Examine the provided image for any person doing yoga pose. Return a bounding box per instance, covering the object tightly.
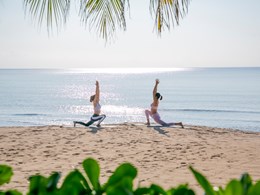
[74,81,106,127]
[145,79,184,128]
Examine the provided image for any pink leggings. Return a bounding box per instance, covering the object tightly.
[145,110,174,126]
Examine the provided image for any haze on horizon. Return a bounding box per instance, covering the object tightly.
[0,0,260,69]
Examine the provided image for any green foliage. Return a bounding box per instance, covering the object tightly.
[1,158,260,195]
[24,0,70,32]
[28,172,61,195]
[82,158,101,192]
[240,173,252,195]
[149,0,190,34]
[190,166,260,195]
[0,165,22,195]
[104,163,137,190]
[189,166,216,195]
[60,169,91,194]
[248,181,260,195]
[79,0,128,41]
[0,190,22,195]
[167,184,195,195]
[0,165,13,186]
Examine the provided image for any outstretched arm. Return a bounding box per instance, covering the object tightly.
[153,79,159,100]
[94,81,100,103]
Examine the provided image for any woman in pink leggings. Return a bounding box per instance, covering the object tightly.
[145,79,184,128]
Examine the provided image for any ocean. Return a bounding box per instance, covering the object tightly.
[0,68,260,131]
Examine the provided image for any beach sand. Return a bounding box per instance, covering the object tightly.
[1,123,260,194]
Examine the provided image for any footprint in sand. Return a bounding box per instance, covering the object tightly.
[210,153,223,159]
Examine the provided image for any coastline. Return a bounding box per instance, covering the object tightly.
[1,123,260,194]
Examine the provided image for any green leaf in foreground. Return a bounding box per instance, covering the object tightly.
[189,166,216,195]
[46,172,60,191]
[134,187,150,195]
[150,184,167,195]
[167,184,195,195]
[104,163,137,190]
[224,180,243,195]
[240,173,252,195]
[248,181,260,195]
[2,158,260,195]
[0,190,22,195]
[0,165,13,186]
[83,158,101,191]
[28,172,60,194]
[28,175,48,194]
[60,169,91,194]
[106,177,134,195]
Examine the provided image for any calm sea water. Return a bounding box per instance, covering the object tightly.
[0,68,260,131]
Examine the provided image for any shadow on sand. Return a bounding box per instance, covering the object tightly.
[148,125,172,137]
[88,126,103,134]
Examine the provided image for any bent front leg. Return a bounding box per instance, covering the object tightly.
[145,110,152,125]
[96,114,106,126]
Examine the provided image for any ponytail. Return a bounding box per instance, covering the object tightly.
[155,93,163,101]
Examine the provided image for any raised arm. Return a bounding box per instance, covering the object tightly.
[94,81,100,103]
[153,79,159,100]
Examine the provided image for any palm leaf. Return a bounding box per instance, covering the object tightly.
[150,0,191,35]
[22,0,190,41]
[24,0,70,32]
[80,0,129,41]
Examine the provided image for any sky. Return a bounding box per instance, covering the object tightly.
[0,0,260,69]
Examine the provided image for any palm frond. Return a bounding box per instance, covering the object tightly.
[24,0,70,32]
[150,0,191,35]
[80,0,129,41]
[22,0,190,40]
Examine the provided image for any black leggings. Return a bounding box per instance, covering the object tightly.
[74,114,106,127]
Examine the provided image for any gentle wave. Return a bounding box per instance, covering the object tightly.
[13,113,49,116]
[161,108,260,114]
[10,109,260,116]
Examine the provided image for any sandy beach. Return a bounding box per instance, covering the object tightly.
[1,123,260,194]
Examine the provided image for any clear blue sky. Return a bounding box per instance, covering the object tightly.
[0,0,260,68]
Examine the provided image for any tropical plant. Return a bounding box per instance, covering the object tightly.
[1,158,260,195]
[0,165,22,195]
[26,158,196,195]
[190,166,260,195]
[22,0,191,41]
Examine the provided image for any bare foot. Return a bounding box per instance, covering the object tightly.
[180,122,184,128]
[145,122,150,126]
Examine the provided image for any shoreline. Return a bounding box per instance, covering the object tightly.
[1,122,258,133]
[1,123,260,194]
